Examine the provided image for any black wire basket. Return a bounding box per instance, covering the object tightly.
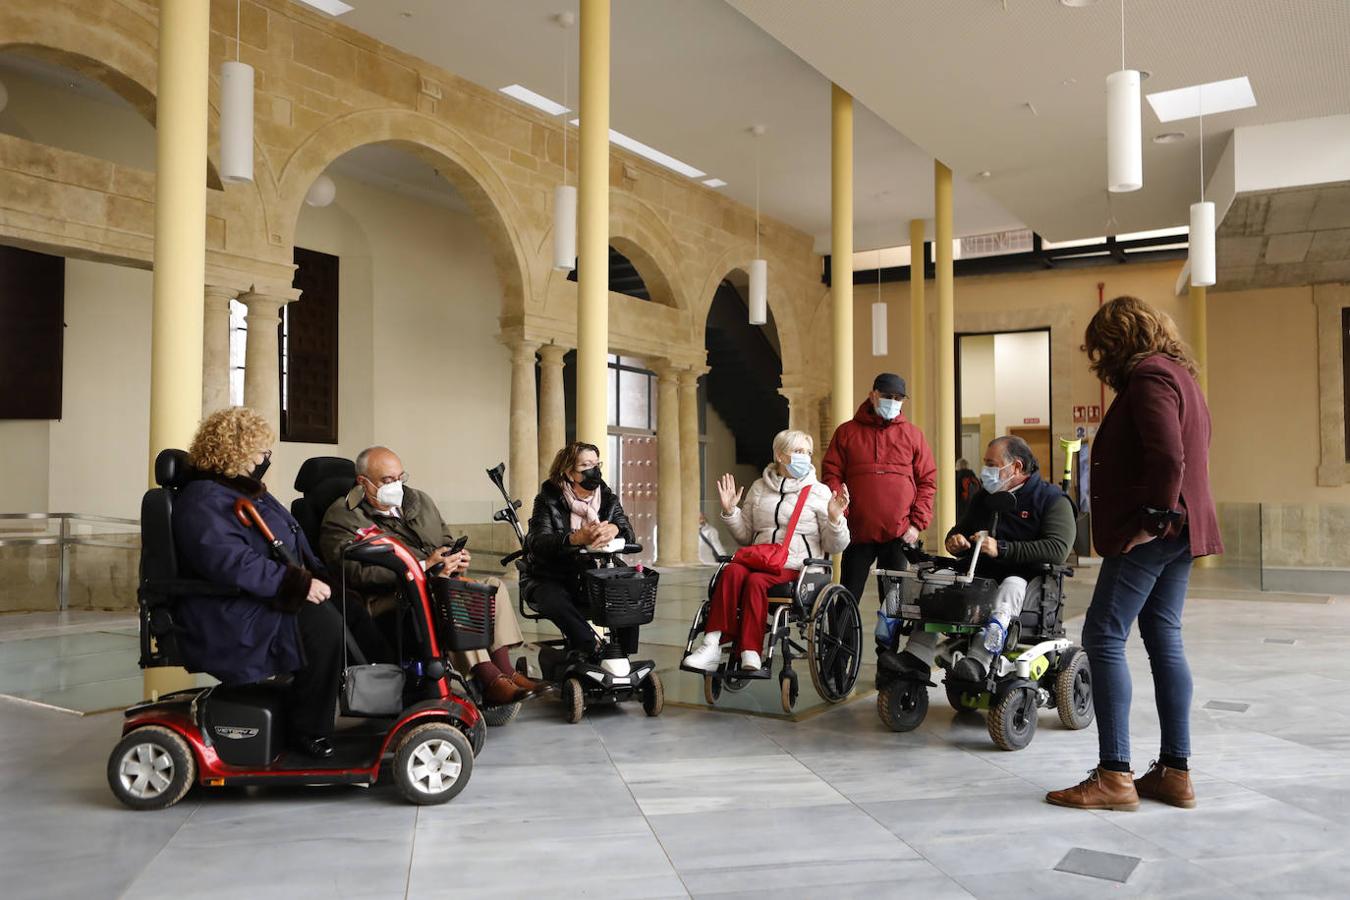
[583,567,659,628]
[428,577,496,651]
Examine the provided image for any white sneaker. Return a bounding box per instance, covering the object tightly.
[683,635,723,671]
[740,650,763,671]
[600,656,631,677]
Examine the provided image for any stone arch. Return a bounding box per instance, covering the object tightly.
[694,244,804,368]
[0,41,225,190]
[607,191,689,312]
[276,109,531,318]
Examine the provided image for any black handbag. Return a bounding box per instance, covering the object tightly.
[341,662,405,717]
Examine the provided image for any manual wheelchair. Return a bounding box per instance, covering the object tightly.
[680,556,863,714]
[874,542,1093,751]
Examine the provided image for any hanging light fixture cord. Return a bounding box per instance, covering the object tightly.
[562,27,568,187]
[1198,86,1205,202]
[754,134,761,257]
[236,0,242,61]
[1120,0,1125,70]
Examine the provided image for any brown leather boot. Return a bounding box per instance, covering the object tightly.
[483,675,528,705]
[1046,767,1140,811]
[510,671,548,694]
[1135,761,1196,808]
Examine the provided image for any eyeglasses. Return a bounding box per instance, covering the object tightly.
[574,461,603,472]
[364,472,408,486]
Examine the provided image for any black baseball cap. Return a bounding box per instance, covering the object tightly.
[872,373,907,396]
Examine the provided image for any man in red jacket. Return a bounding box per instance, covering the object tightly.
[822,373,937,615]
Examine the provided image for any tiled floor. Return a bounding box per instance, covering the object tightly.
[1,568,1348,898]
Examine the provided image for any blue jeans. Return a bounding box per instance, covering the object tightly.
[1082,531,1194,765]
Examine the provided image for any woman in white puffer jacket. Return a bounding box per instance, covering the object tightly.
[684,429,851,672]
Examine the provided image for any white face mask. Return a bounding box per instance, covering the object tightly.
[375,481,404,509]
[786,452,813,480]
[875,398,902,421]
[980,464,1012,493]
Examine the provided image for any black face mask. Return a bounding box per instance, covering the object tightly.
[577,466,603,491]
[249,457,272,481]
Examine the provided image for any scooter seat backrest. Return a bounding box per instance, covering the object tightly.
[141,448,198,582]
[290,456,355,549]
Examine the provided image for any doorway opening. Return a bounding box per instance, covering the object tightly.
[955,328,1052,480]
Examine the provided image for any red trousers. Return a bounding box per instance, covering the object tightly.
[704,562,798,654]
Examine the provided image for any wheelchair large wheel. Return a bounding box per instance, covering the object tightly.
[989,686,1039,751]
[394,723,473,805]
[877,679,928,732]
[1055,648,1094,730]
[806,585,862,703]
[107,726,195,811]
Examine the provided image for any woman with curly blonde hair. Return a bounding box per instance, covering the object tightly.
[1047,296,1222,813]
[173,407,343,759]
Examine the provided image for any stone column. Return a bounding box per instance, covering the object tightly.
[507,339,541,501]
[202,285,236,414]
[678,367,703,563]
[241,288,300,433]
[537,343,569,476]
[653,361,684,565]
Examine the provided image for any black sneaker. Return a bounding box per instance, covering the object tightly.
[950,655,987,683]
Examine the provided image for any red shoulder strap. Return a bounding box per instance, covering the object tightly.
[780,485,814,548]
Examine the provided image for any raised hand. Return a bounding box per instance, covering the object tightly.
[717,473,743,515]
[827,484,850,524]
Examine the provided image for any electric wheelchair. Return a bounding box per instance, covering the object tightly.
[680,556,863,714]
[488,463,665,725]
[874,539,1093,751]
[108,450,485,810]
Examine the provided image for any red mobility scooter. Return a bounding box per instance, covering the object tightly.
[106,450,487,810]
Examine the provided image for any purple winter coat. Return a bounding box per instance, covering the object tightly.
[171,475,322,684]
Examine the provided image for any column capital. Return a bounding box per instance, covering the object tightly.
[676,365,711,388]
[538,342,571,364]
[240,286,301,310]
[502,336,542,362]
[204,284,239,306]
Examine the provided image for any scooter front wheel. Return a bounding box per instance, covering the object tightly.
[562,678,586,724]
[394,723,473,805]
[107,726,195,811]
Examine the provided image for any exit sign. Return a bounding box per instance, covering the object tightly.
[1023,417,1041,425]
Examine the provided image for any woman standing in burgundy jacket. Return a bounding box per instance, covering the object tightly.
[1048,296,1222,813]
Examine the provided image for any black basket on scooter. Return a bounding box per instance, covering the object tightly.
[428,578,496,651]
[583,567,659,628]
[917,576,1001,626]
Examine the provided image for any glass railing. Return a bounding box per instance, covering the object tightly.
[0,513,140,613]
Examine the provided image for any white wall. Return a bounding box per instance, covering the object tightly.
[992,330,1050,436]
[272,173,510,522]
[47,260,153,518]
[959,334,995,417]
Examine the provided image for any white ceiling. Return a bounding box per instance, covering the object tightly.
[338,0,1023,253]
[728,0,1350,241]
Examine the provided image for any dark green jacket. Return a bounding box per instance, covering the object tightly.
[946,474,1075,579]
[319,485,454,601]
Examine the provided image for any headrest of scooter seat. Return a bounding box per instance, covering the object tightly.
[294,456,355,494]
[309,475,356,519]
[154,449,195,489]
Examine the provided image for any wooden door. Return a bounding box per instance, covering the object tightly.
[1007,426,1051,474]
[617,434,658,566]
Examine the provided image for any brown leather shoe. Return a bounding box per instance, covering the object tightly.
[1135,760,1196,808]
[510,671,549,694]
[483,675,528,706]
[1046,767,1140,811]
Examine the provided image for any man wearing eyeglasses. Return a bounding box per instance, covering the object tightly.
[319,446,542,705]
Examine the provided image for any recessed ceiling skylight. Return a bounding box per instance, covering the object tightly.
[1146,76,1256,123]
[703,178,727,188]
[569,120,706,179]
[294,0,354,16]
[498,84,570,116]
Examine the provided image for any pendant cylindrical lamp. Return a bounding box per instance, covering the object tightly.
[219,60,254,184]
[1189,200,1215,287]
[1106,69,1142,192]
[871,301,888,356]
[748,258,767,325]
[553,185,577,271]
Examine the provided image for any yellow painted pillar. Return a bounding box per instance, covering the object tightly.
[830,84,854,434]
[145,0,212,700]
[575,0,610,450]
[908,218,926,435]
[1190,283,1208,397]
[934,161,956,539]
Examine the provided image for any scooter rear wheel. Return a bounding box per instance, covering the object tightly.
[562,677,586,724]
[394,723,473,805]
[642,672,665,717]
[482,702,522,727]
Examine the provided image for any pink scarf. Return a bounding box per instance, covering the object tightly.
[563,482,603,530]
